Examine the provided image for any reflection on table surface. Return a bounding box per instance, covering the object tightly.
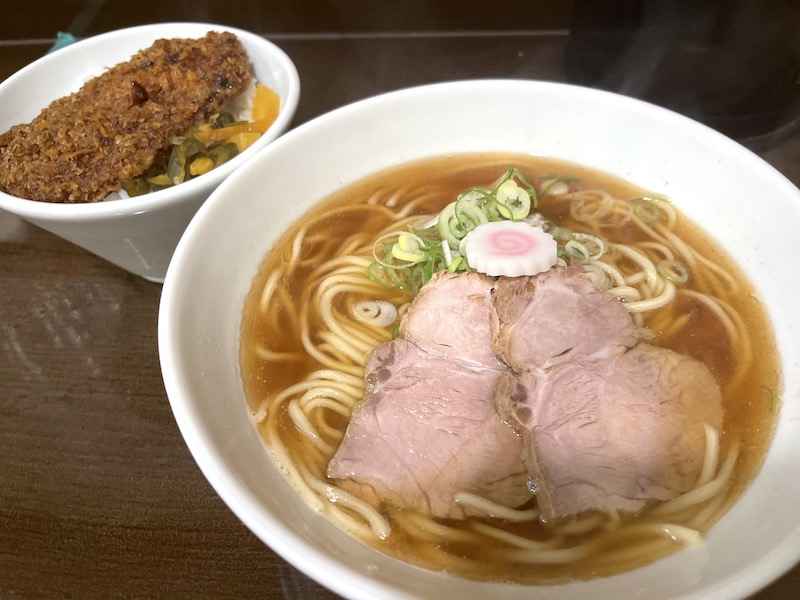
[1,2,798,598]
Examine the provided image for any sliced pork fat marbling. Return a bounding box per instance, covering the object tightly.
[328,337,529,518]
[491,266,639,371]
[496,344,723,521]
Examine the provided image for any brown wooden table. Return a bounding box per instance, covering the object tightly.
[2,12,800,599]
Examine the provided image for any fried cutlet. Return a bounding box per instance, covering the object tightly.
[0,31,252,203]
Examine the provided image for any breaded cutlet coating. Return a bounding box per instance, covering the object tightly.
[0,31,252,203]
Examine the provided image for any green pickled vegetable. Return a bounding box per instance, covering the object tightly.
[122,177,150,198]
[121,117,242,196]
[208,143,238,167]
[212,112,237,128]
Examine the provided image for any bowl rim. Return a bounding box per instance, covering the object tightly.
[0,22,300,220]
[159,78,800,600]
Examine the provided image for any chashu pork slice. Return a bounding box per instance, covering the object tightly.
[400,271,506,370]
[329,271,529,519]
[328,338,529,518]
[495,343,723,522]
[491,266,639,371]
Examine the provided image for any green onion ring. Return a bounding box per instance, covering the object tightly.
[657,259,690,284]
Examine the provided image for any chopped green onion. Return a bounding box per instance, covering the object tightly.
[367,261,402,290]
[497,168,540,209]
[540,177,578,196]
[455,198,489,231]
[761,385,778,413]
[564,240,590,262]
[365,167,591,296]
[657,259,690,284]
[373,231,425,269]
[437,201,485,247]
[441,240,453,267]
[437,202,462,248]
[458,188,493,205]
[631,197,668,224]
[495,180,531,220]
[391,232,426,262]
[573,233,606,259]
[548,226,575,243]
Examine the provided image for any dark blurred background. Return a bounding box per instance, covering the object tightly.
[2,0,798,141]
[1,0,575,37]
[566,0,800,139]
[0,0,576,128]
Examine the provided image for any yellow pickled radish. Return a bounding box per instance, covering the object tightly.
[146,174,172,186]
[252,84,281,123]
[227,132,262,152]
[189,156,215,176]
[194,119,273,144]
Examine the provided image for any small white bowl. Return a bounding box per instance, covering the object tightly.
[0,23,299,282]
[159,80,800,599]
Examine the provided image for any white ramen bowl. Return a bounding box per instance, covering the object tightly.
[159,80,800,599]
[0,22,299,282]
